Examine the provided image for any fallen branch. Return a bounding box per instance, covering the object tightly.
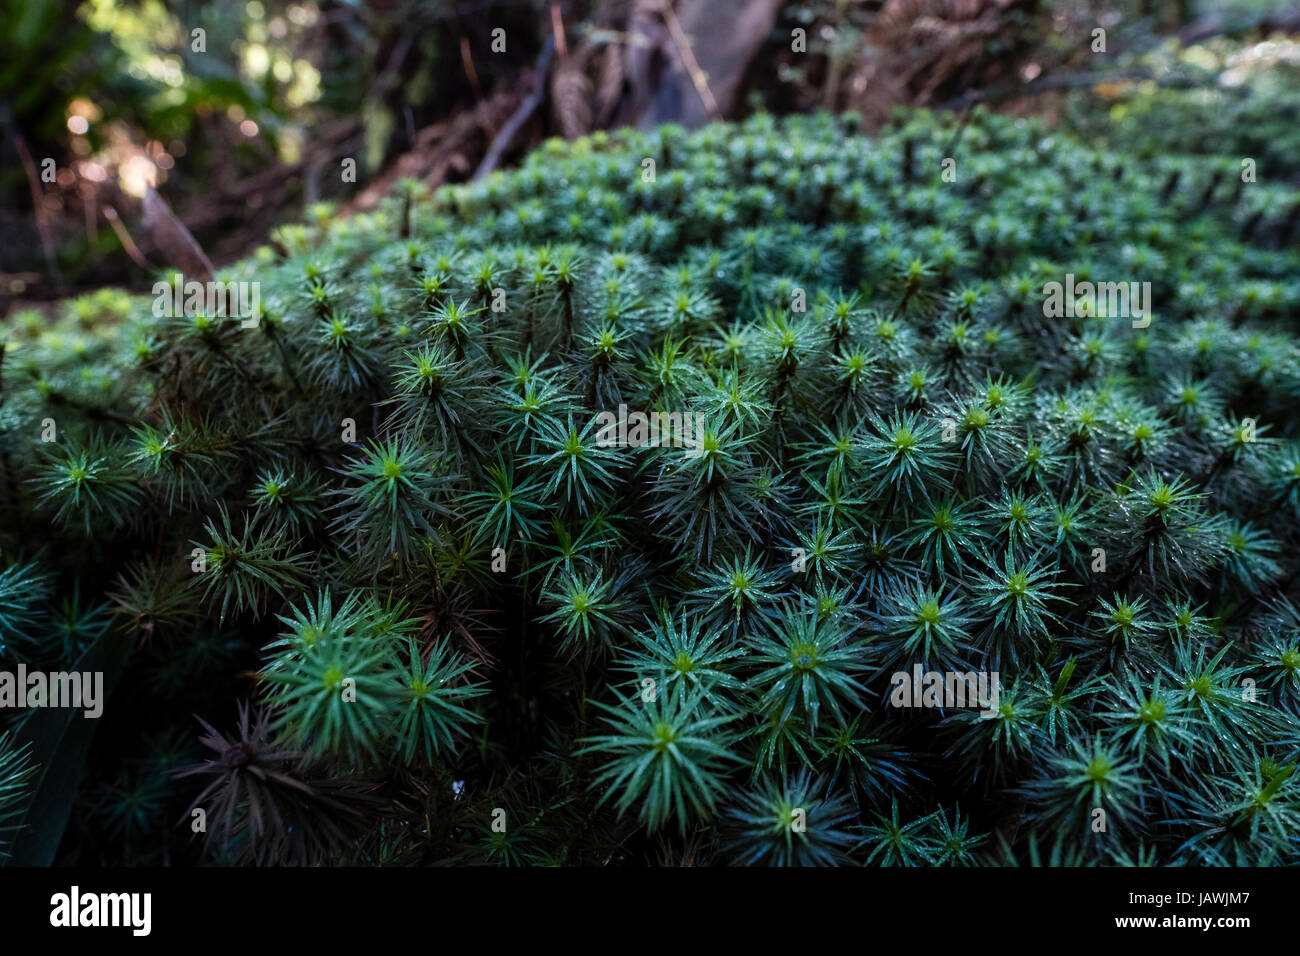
[102,207,157,272]
[472,36,556,182]
[342,84,523,214]
[660,0,720,121]
[5,118,63,290]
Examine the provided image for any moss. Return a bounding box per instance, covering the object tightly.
[3,109,1300,865]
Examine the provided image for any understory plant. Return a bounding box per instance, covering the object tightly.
[3,106,1300,865]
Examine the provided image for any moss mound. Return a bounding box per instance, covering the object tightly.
[3,109,1300,865]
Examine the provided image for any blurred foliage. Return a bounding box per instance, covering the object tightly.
[1066,36,1300,181]
[1,0,549,291]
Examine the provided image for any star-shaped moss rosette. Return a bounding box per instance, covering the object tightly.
[3,107,1300,865]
